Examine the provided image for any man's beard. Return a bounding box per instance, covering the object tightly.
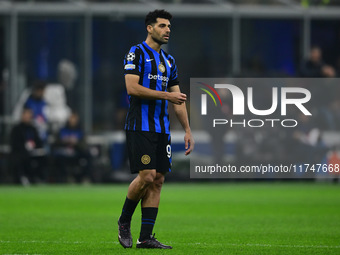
[152,35,168,45]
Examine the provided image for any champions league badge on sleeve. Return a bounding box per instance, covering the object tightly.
[126,52,135,61]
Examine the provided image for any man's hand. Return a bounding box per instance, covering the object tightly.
[322,65,336,77]
[184,132,194,156]
[168,92,187,105]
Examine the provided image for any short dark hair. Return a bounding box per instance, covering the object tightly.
[32,80,47,91]
[145,9,172,27]
[310,45,321,51]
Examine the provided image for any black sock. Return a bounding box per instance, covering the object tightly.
[139,207,158,241]
[119,197,139,224]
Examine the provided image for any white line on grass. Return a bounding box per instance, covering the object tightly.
[1,240,339,249]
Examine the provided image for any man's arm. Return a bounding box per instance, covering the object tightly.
[169,85,194,156]
[125,74,186,105]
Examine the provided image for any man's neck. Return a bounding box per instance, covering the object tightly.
[145,37,161,53]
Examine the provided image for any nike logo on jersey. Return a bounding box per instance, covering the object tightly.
[146,59,154,62]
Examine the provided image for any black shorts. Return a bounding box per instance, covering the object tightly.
[126,130,172,174]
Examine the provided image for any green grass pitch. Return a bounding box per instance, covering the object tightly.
[1,182,340,254]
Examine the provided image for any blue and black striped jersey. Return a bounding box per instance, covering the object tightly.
[124,41,179,134]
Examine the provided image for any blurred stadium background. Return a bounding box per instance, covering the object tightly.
[0,0,340,183]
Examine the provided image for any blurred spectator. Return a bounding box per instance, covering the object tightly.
[13,79,70,134]
[300,46,336,77]
[57,59,78,109]
[44,83,71,132]
[23,80,50,144]
[286,112,327,163]
[53,112,92,183]
[58,59,77,91]
[10,108,47,185]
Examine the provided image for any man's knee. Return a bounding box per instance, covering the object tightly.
[153,174,165,190]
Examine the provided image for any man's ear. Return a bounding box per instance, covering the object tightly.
[147,24,153,33]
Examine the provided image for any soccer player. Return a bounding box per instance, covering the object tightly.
[118,9,194,249]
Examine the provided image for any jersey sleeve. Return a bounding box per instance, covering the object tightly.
[124,46,142,76]
[168,57,179,87]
